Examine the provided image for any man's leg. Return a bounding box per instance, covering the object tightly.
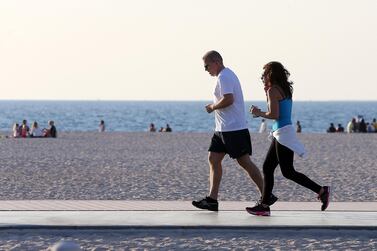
[208,151,226,200]
[236,154,264,195]
[192,132,226,211]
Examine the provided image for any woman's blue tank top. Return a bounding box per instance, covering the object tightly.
[272,98,292,131]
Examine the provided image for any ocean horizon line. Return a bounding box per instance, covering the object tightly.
[1,101,375,133]
[0,99,376,102]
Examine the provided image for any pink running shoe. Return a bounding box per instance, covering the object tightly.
[246,203,270,216]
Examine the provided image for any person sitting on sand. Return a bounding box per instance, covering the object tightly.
[336,124,344,133]
[367,123,374,133]
[296,121,302,133]
[43,120,57,138]
[149,123,156,132]
[164,124,172,132]
[12,123,20,138]
[346,119,354,133]
[19,119,30,138]
[30,121,44,137]
[98,120,105,132]
[373,118,377,132]
[327,123,336,133]
[21,124,29,137]
[359,119,367,133]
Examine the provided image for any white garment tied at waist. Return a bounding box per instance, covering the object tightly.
[268,124,306,158]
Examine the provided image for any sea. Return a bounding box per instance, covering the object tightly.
[0,101,376,133]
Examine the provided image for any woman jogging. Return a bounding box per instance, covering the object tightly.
[247,62,330,216]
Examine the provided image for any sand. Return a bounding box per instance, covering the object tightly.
[0,229,376,250]
[0,132,376,250]
[0,132,376,201]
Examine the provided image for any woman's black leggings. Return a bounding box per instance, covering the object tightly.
[262,138,322,205]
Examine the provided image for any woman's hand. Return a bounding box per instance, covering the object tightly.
[249,105,261,117]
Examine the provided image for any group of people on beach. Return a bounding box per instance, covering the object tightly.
[148,123,172,132]
[12,119,57,138]
[192,51,330,216]
[327,123,344,133]
[97,121,173,133]
[346,118,376,133]
[327,118,377,133]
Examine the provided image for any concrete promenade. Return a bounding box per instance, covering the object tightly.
[0,201,376,230]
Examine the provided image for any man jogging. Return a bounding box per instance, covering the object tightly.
[192,50,276,211]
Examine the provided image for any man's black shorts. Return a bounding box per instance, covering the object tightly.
[208,129,252,159]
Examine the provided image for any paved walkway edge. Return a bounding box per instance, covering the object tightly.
[0,225,376,230]
[1,201,377,211]
[1,210,376,230]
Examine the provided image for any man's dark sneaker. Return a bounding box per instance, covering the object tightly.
[192,196,219,211]
[318,186,330,211]
[246,203,270,216]
[258,193,278,206]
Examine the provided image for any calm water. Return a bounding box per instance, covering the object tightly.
[0,101,375,133]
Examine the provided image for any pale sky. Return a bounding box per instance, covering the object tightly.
[1,0,376,101]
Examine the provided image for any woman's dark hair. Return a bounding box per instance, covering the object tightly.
[262,61,293,99]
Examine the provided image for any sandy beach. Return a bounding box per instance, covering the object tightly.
[0,132,376,250]
[0,229,375,250]
[0,132,376,201]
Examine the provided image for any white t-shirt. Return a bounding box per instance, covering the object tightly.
[213,67,247,132]
[31,127,43,137]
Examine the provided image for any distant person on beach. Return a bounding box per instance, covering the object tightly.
[346,118,356,133]
[354,115,365,132]
[12,123,20,138]
[249,62,330,216]
[158,127,164,132]
[192,50,265,212]
[20,124,28,137]
[149,123,156,132]
[98,120,105,132]
[259,119,267,133]
[30,121,44,137]
[359,119,367,133]
[366,122,374,133]
[336,123,344,133]
[327,123,336,133]
[373,118,377,132]
[296,120,302,133]
[19,119,30,138]
[43,120,57,138]
[164,124,172,132]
